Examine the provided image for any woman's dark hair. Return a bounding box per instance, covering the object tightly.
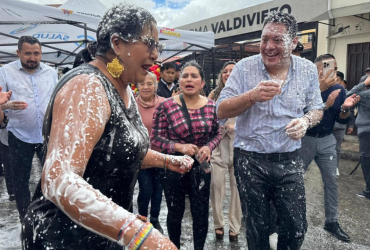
[337,71,344,81]
[95,3,157,56]
[211,61,236,101]
[160,62,176,72]
[263,11,298,39]
[293,41,304,53]
[180,61,204,81]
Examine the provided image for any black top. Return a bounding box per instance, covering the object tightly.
[25,64,149,248]
[156,79,177,98]
[306,84,350,137]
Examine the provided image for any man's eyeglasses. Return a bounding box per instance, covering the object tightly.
[138,37,165,54]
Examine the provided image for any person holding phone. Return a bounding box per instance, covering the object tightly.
[297,54,360,242]
[151,61,221,250]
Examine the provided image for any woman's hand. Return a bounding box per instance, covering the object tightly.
[0,87,12,105]
[175,143,198,156]
[166,155,194,174]
[197,145,211,163]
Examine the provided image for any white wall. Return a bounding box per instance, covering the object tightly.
[326,15,370,78]
[317,21,330,57]
[328,33,370,78]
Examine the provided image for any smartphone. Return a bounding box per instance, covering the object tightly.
[322,59,336,78]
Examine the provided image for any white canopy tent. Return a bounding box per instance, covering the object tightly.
[0,0,214,67]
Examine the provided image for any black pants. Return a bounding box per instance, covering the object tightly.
[161,163,210,250]
[137,168,163,219]
[359,131,370,193]
[8,131,43,220]
[0,141,13,196]
[234,149,307,250]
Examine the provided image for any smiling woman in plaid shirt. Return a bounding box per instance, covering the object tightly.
[151,61,221,250]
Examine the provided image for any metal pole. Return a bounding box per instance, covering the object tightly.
[84,24,88,49]
[212,47,216,89]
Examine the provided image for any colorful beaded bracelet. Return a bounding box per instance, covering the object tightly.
[118,214,149,242]
[163,156,170,170]
[127,222,153,250]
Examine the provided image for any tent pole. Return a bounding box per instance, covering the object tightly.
[59,42,84,65]
[212,48,216,89]
[84,24,88,49]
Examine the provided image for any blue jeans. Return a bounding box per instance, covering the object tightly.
[137,168,163,219]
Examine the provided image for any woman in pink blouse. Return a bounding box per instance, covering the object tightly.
[135,72,166,234]
[151,61,221,250]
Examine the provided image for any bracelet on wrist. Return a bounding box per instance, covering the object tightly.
[118,214,149,243]
[128,222,153,250]
[163,156,170,171]
[340,106,350,113]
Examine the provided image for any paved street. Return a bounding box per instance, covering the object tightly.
[0,156,369,250]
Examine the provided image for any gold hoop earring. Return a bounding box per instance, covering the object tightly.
[107,56,124,78]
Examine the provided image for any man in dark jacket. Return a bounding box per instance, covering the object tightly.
[297,54,360,242]
[157,62,179,98]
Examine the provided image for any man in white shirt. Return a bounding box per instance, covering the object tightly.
[0,36,58,220]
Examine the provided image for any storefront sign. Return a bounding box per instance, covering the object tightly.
[178,0,328,39]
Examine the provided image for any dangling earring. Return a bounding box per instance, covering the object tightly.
[107,56,124,78]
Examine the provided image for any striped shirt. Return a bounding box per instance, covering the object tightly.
[151,97,221,154]
[217,54,324,153]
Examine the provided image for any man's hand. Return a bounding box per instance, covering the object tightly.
[0,87,12,105]
[286,117,309,140]
[250,81,280,103]
[319,68,337,92]
[175,143,198,156]
[342,94,361,109]
[3,100,28,110]
[325,89,341,109]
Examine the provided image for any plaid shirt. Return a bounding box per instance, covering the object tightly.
[151,97,221,154]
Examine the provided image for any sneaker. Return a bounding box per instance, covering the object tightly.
[150,218,163,234]
[269,233,278,250]
[357,190,370,199]
[324,222,350,242]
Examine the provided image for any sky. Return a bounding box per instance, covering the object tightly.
[21,0,271,27]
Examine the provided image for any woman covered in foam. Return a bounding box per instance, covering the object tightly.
[21,3,193,250]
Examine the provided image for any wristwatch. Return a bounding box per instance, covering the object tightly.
[340,105,350,113]
[0,113,9,129]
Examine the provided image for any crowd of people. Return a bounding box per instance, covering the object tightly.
[0,3,369,250]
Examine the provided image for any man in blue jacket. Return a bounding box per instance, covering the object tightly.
[297,54,360,242]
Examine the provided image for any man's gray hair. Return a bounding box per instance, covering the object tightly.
[263,11,298,39]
